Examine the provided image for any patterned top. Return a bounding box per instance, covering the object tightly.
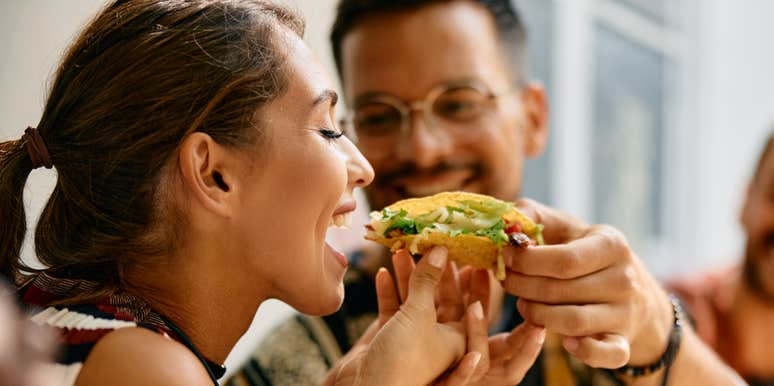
[225,252,619,386]
[21,273,225,386]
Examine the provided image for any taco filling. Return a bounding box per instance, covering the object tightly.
[366,192,544,280]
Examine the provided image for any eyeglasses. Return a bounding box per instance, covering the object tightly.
[340,80,508,145]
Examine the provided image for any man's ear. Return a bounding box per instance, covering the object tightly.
[177,132,234,218]
[520,82,549,159]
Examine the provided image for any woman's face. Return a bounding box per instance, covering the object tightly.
[232,31,373,315]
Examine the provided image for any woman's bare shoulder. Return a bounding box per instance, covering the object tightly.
[74,327,212,386]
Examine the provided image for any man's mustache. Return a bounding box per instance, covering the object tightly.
[376,162,481,184]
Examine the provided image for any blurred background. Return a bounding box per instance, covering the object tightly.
[2,0,773,376]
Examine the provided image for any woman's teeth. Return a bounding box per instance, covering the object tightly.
[330,212,353,229]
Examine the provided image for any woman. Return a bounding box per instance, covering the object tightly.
[0,1,542,385]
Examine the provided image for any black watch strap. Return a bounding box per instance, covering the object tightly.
[609,294,684,385]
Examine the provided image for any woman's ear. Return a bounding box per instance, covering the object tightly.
[177,132,234,218]
[520,82,549,159]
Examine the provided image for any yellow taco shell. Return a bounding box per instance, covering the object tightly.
[366,192,542,279]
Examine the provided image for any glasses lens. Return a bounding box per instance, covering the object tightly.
[354,103,403,137]
[432,86,490,123]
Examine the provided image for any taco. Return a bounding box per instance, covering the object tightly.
[365,192,544,280]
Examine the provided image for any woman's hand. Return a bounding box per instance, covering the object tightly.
[377,248,544,386]
[355,246,466,386]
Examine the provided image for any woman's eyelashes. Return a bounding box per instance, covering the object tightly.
[319,127,344,141]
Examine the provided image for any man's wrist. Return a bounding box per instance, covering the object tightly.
[628,289,675,366]
[614,294,684,386]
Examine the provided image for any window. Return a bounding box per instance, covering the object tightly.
[515,0,695,276]
[517,0,555,205]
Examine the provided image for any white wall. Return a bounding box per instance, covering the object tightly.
[0,0,105,269]
[685,0,774,275]
[2,0,774,377]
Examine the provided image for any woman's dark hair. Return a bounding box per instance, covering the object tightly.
[0,0,304,300]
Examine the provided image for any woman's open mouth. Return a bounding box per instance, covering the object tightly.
[329,200,357,229]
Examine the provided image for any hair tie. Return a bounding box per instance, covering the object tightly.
[22,127,53,169]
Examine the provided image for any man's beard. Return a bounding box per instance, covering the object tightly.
[742,242,774,304]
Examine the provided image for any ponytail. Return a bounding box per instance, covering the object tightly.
[0,138,34,283]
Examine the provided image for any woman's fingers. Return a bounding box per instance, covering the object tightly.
[465,301,490,381]
[487,323,545,362]
[501,325,545,381]
[437,262,464,323]
[458,266,473,305]
[392,249,416,303]
[375,268,400,326]
[562,334,630,369]
[468,269,491,320]
[404,247,448,310]
[436,351,482,386]
[466,323,545,386]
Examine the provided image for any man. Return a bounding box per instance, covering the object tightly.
[227,1,744,385]
[670,133,774,385]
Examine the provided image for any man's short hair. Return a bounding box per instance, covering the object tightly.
[330,0,527,83]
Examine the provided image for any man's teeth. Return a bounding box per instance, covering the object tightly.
[330,212,353,229]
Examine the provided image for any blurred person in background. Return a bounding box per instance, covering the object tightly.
[670,131,774,386]
[0,280,56,386]
[228,1,746,385]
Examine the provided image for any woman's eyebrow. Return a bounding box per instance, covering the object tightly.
[312,89,338,109]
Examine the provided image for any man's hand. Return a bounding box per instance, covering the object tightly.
[501,199,674,368]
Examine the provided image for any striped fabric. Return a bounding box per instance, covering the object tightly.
[21,273,177,386]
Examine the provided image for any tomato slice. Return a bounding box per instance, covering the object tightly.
[505,222,522,234]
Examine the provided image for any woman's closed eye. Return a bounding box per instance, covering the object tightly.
[319,127,344,141]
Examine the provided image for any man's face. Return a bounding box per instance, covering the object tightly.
[741,146,774,300]
[340,1,547,210]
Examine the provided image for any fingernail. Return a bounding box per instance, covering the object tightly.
[564,337,579,352]
[471,301,484,321]
[535,328,546,345]
[428,247,447,268]
[470,351,482,368]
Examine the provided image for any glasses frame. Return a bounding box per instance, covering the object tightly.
[341,79,512,143]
